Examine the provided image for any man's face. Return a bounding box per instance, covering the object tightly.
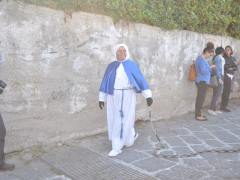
[226,47,232,57]
[205,51,213,59]
[210,51,215,57]
[116,46,127,61]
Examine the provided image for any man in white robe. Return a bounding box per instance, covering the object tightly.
[98,44,153,157]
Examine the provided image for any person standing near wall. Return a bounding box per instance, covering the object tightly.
[220,46,238,112]
[0,51,15,171]
[206,42,214,52]
[208,47,225,115]
[195,47,215,121]
[98,44,153,157]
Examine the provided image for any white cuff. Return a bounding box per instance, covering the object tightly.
[99,91,107,102]
[142,89,152,99]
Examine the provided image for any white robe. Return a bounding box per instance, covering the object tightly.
[99,63,152,151]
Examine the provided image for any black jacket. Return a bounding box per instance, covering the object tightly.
[224,56,238,75]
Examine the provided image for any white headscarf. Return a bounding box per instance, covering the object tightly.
[115,43,130,61]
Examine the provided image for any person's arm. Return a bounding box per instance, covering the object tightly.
[98,63,112,110]
[0,80,7,94]
[132,62,153,106]
[142,89,153,106]
[235,56,240,65]
[198,59,210,75]
[215,57,222,80]
[230,58,238,71]
[98,91,107,102]
[142,89,152,99]
[98,91,106,110]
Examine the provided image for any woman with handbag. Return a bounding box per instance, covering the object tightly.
[195,47,215,121]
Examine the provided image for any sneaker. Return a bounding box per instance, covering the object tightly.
[215,110,223,114]
[0,163,15,171]
[125,133,139,148]
[208,109,217,116]
[195,116,208,121]
[108,149,122,157]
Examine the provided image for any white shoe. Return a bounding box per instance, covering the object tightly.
[215,110,222,114]
[108,149,122,157]
[208,109,217,116]
[125,133,139,147]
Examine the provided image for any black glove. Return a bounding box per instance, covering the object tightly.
[99,101,104,110]
[146,97,153,106]
[0,88,3,94]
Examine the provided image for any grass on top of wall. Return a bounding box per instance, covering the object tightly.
[20,0,240,40]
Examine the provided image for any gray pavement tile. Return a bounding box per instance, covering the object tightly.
[85,143,112,156]
[182,158,215,172]
[158,150,176,157]
[141,150,156,157]
[132,140,155,151]
[210,130,240,144]
[209,161,240,179]
[12,160,58,180]
[163,137,187,147]
[42,146,155,180]
[115,149,150,163]
[229,143,240,149]
[228,119,240,125]
[191,145,209,152]
[200,176,224,180]
[192,131,216,140]
[202,125,225,131]
[44,175,72,180]
[171,147,195,157]
[132,157,176,172]
[155,165,206,180]
[229,129,240,137]
[155,141,169,150]
[204,119,227,126]
[0,174,20,180]
[171,128,190,136]
[155,151,179,163]
[204,140,226,148]
[179,135,202,145]
[220,123,240,130]
[224,115,240,121]
[200,152,239,164]
[2,100,240,180]
[184,126,206,132]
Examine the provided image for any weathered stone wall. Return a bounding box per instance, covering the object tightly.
[0,0,239,152]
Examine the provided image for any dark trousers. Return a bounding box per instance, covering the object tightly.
[221,75,232,109]
[195,81,208,117]
[210,83,223,111]
[0,113,6,165]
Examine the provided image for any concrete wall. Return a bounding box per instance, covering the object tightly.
[0,0,239,152]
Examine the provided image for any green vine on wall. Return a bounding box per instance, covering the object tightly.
[21,0,240,39]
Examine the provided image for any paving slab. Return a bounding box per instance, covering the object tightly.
[0,100,239,179]
[42,146,155,180]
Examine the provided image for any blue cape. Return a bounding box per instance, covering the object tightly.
[99,59,150,95]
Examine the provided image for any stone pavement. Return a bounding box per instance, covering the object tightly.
[0,101,240,180]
